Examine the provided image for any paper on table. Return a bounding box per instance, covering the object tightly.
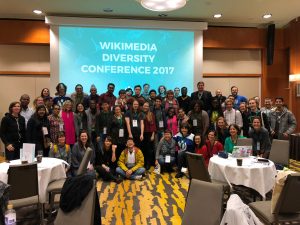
[21,143,35,163]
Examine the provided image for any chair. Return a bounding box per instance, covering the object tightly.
[7,163,43,222]
[269,139,289,167]
[47,148,93,217]
[237,138,252,146]
[186,152,230,193]
[54,180,96,225]
[249,173,300,224]
[182,179,224,225]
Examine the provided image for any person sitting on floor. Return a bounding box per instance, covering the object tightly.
[155,129,176,173]
[116,137,145,180]
[95,136,122,184]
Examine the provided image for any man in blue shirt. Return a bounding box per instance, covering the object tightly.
[230,86,247,109]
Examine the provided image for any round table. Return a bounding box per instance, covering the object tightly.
[0,157,67,203]
[208,155,277,198]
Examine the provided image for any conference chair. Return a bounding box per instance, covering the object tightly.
[54,180,96,225]
[7,163,43,223]
[182,179,224,225]
[249,173,300,224]
[269,139,290,167]
[237,138,252,146]
[47,148,93,218]
[186,152,230,194]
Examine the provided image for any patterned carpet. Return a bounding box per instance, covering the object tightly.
[97,170,189,225]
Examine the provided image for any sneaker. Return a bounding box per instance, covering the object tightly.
[175,172,184,178]
[134,175,143,180]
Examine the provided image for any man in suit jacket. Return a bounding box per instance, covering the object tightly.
[191,81,212,111]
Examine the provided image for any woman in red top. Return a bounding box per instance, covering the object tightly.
[195,130,223,167]
[194,134,208,165]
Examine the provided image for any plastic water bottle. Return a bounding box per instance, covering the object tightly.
[4,204,16,225]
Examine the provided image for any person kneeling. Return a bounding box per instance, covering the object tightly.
[116,138,146,180]
[155,129,176,173]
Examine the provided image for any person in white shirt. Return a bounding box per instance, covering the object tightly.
[20,94,34,127]
[223,99,243,129]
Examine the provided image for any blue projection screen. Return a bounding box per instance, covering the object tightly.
[59,26,195,93]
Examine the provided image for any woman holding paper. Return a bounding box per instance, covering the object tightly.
[0,101,26,160]
[26,105,51,156]
[71,130,95,176]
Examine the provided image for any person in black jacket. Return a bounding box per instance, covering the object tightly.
[95,136,122,184]
[0,101,26,160]
[191,81,212,111]
[26,105,50,156]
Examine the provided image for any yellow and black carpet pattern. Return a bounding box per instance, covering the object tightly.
[97,171,189,225]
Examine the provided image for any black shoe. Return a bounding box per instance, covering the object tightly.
[175,172,184,178]
[114,178,123,184]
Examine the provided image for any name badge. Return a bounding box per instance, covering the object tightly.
[59,123,64,131]
[193,119,197,126]
[165,155,171,163]
[103,127,107,134]
[132,120,138,127]
[42,127,48,135]
[119,129,124,137]
[257,141,260,151]
[159,121,164,128]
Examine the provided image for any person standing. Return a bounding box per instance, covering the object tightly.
[26,105,51,156]
[177,87,191,114]
[99,83,116,110]
[20,94,34,126]
[270,97,297,140]
[48,104,64,144]
[191,81,212,111]
[71,84,88,111]
[0,102,26,160]
[230,86,247,109]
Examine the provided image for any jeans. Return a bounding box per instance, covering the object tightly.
[116,167,145,179]
[158,156,176,167]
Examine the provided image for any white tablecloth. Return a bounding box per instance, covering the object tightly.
[0,157,67,203]
[208,155,277,197]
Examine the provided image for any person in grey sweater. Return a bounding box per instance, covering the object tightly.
[155,129,176,172]
[249,117,271,158]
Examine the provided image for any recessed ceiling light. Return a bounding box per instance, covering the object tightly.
[33,9,43,15]
[103,8,113,13]
[263,14,272,19]
[213,14,222,19]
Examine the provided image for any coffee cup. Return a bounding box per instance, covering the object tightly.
[237,158,243,166]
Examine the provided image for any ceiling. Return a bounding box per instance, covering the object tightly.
[1,0,299,28]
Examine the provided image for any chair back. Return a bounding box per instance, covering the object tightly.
[7,163,38,200]
[54,180,96,225]
[236,138,252,146]
[186,152,211,182]
[269,139,289,166]
[275,173,300,214]
[77,147,93,176]
[182,179,224,225]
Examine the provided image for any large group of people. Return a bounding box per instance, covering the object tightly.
[0,81,297,181]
